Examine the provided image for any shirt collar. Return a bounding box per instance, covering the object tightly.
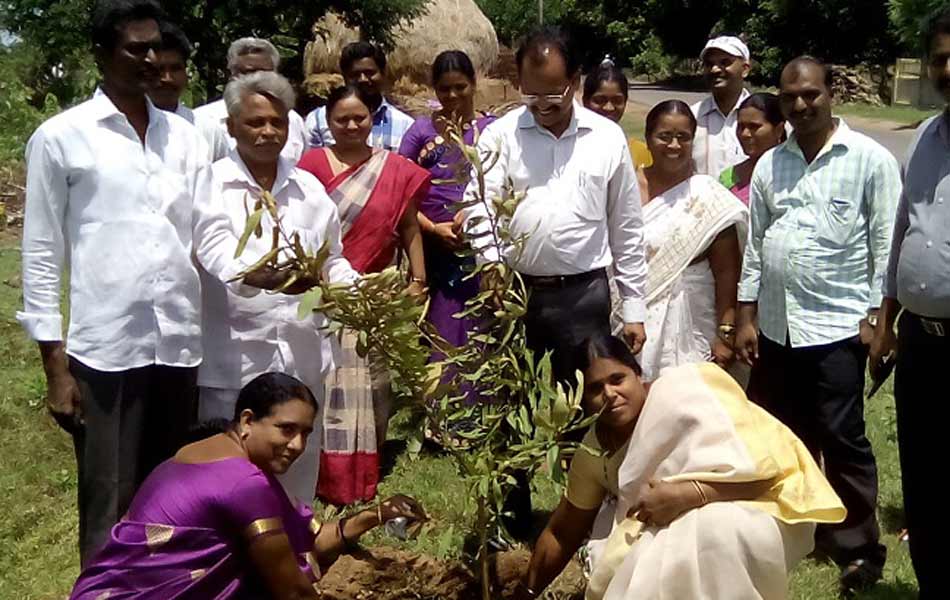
[516,101,594,138]
[220,150,299,196]
[697,88,751,118]
[373,99,393,125]
[783,117,853,162]
[90,86,164,130]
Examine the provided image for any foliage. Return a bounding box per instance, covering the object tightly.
[232,119,595,597]
[0,44,62,166]
[475,0,566,45]
[888,0,949,55]
[0,0,427,106]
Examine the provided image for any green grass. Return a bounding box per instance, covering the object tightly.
[834,103,938,127]
[0,232,918,598]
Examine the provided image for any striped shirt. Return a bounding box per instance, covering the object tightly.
[738,119,901,347]
[305,98,414,151]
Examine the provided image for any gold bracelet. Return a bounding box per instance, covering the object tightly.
[691,480,709,506]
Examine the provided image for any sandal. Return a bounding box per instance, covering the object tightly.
[839,558,882,596]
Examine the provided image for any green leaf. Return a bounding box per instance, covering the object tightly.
[234,208,265,258]
[296,287,323,319]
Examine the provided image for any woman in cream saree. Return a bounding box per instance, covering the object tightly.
[611,101,747,382]
[518,336,845,600]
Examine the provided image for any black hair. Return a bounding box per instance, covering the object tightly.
[185,418,232,443]
[924,5,950,57]
[515,26,581,77]
[324,83,372,117]
[645,99,697,137]
[576,335,643,378]
[340,41,387,74]
[234,372,318,422]
[91,0,165,53]
[782,55,834,94]
[158,20,192,61]
[582,63,629,102]
[431,50,476,85]
[739,92,785,125]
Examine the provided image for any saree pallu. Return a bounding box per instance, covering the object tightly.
[610,175,748,382]
[298,148,429,505]
[586,363,847,600]
[70,461,321,599]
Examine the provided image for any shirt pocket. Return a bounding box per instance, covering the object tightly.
[568,171,607,222]
[815,195,859,247]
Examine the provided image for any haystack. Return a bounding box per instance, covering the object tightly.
[304,0,499,85]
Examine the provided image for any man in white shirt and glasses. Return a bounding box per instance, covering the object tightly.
[462,26,647,536]
[194,37,309,163]
[690,35,752,177]
[18,0,256,565]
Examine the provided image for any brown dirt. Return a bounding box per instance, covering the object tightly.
[316,547,585,600]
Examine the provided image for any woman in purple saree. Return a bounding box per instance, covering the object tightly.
[69,373,424,600]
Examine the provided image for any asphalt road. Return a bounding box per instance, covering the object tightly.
[627,83,916,162]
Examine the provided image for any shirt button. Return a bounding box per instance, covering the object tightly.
[920,283,928,291]
[927,240,933,248]
[940,197,945,204]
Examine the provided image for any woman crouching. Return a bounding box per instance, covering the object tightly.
[518,336,845,600]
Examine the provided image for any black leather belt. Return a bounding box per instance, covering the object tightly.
[520,268,605,288]
[912,312,949,337]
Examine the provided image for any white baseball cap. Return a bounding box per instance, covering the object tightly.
[700,36,751,62]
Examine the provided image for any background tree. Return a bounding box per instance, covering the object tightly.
[0,0,428,107]
[888,0,948,55]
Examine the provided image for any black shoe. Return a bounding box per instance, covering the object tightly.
[839,558,883,596]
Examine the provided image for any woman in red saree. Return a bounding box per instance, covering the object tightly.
[298,84,429,506]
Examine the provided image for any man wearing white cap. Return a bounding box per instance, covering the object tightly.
[690,35,751,177]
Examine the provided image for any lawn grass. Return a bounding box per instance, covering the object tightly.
[0,231,918,599]
[833,103,938,127]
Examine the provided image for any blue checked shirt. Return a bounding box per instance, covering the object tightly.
[304,98,415,151]
[738,119,901,348]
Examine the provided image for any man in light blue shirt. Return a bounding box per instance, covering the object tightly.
[736,56,899,595]
[305,41,414,151]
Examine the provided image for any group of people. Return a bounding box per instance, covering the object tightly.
[16,0,949,598]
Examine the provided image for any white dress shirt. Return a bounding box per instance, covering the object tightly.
[194,98,309,164]
[18,89,248,372]
[690,89,750,177]
[173,103,195,124]
[198,152,359,390]
[462,104,647,323]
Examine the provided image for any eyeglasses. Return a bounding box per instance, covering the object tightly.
[654,132,694,145]
[521,84,572,107]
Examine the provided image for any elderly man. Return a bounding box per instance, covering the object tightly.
[194,37,309,162]
[690,35,751,177]
[462,26,646,536]
[870,7,950,597]
[305,41,414,151]
[18,0,253,564]
[148,20,193,122]
[736,56,899,594]
[197,70,359,505]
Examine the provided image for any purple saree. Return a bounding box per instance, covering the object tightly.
[70,457,321,599]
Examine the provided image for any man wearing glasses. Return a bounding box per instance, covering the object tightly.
[690,35,752,177]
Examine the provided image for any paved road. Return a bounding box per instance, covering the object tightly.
[627,83,915,162]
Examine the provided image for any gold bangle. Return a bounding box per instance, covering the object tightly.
[691,480,709,506]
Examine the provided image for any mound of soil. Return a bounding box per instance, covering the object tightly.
[317,547,585,600]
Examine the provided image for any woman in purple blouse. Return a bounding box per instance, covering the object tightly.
[398,51,496,353]
[69,373,424,600]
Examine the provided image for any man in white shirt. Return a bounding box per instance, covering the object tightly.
[194,37,309,163]
[197,71,359,504]
[462,27,647,537]
[18,0,254,565]
[305,41,415,151]
[690,35,752,177]
[148,20,194,123]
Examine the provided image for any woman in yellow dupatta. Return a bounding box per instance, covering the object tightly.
[517,335,845,600]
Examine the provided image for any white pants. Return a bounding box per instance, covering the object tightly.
[198,386,322,506]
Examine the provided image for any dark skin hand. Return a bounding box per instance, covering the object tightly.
[705,226,741,368]
[39,341,83,433]
[243,266,320,296]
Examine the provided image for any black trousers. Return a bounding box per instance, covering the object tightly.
[523,271,613,386]
[504,271,612,537]
[70,359,197,566]
[895,312,949,598]
[751,334,886,568]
